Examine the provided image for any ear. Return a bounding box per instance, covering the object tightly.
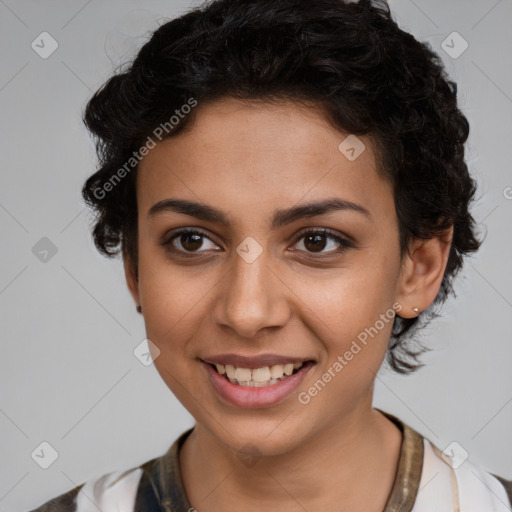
[395,226,453,318]
[123,252,141,308]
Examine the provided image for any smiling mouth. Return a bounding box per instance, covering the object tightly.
[207,361,309,387]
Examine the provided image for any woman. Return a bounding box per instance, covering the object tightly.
[29,0,511,510]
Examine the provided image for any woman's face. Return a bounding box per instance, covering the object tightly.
[129,97,406,454]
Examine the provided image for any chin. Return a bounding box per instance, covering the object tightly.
[206,413,313,457]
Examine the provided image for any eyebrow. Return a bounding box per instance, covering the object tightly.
[147,197,371,229]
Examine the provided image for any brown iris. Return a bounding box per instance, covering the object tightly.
[303,234,327,252]
[180,233,203,251]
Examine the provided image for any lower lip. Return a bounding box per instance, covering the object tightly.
[202,361,314,408]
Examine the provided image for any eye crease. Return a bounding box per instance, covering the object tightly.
[160,227,354,256]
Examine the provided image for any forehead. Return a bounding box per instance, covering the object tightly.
[136,98,393,224]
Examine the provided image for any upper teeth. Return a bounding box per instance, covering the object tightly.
[215,362,304,387]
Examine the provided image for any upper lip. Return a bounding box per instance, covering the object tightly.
[201,353,314,369]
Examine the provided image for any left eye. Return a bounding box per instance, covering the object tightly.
[292,229,352,254]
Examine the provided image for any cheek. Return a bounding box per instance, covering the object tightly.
[137,242,214,338]
[289,262,398,370]
[140,265,211,401]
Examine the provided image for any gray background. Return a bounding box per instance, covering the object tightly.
[1,0,511,510]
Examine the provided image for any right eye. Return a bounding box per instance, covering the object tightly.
[162,228,220,255]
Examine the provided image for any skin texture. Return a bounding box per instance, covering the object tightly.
[124,97,453,511]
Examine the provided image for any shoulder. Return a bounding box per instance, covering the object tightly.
[27,483,84,512]
[27,462,154,512]
[414,436,512,511]
[490,474,512,509]
[379,409,512,512]
[27,428,194,512]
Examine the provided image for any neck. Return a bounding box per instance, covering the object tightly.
[179,405,403,512]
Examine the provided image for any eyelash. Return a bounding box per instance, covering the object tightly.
[161,227,353,257]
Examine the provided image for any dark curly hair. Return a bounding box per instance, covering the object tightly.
[82,0,482,374]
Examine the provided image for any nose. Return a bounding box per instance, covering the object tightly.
[212,248,290,339]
